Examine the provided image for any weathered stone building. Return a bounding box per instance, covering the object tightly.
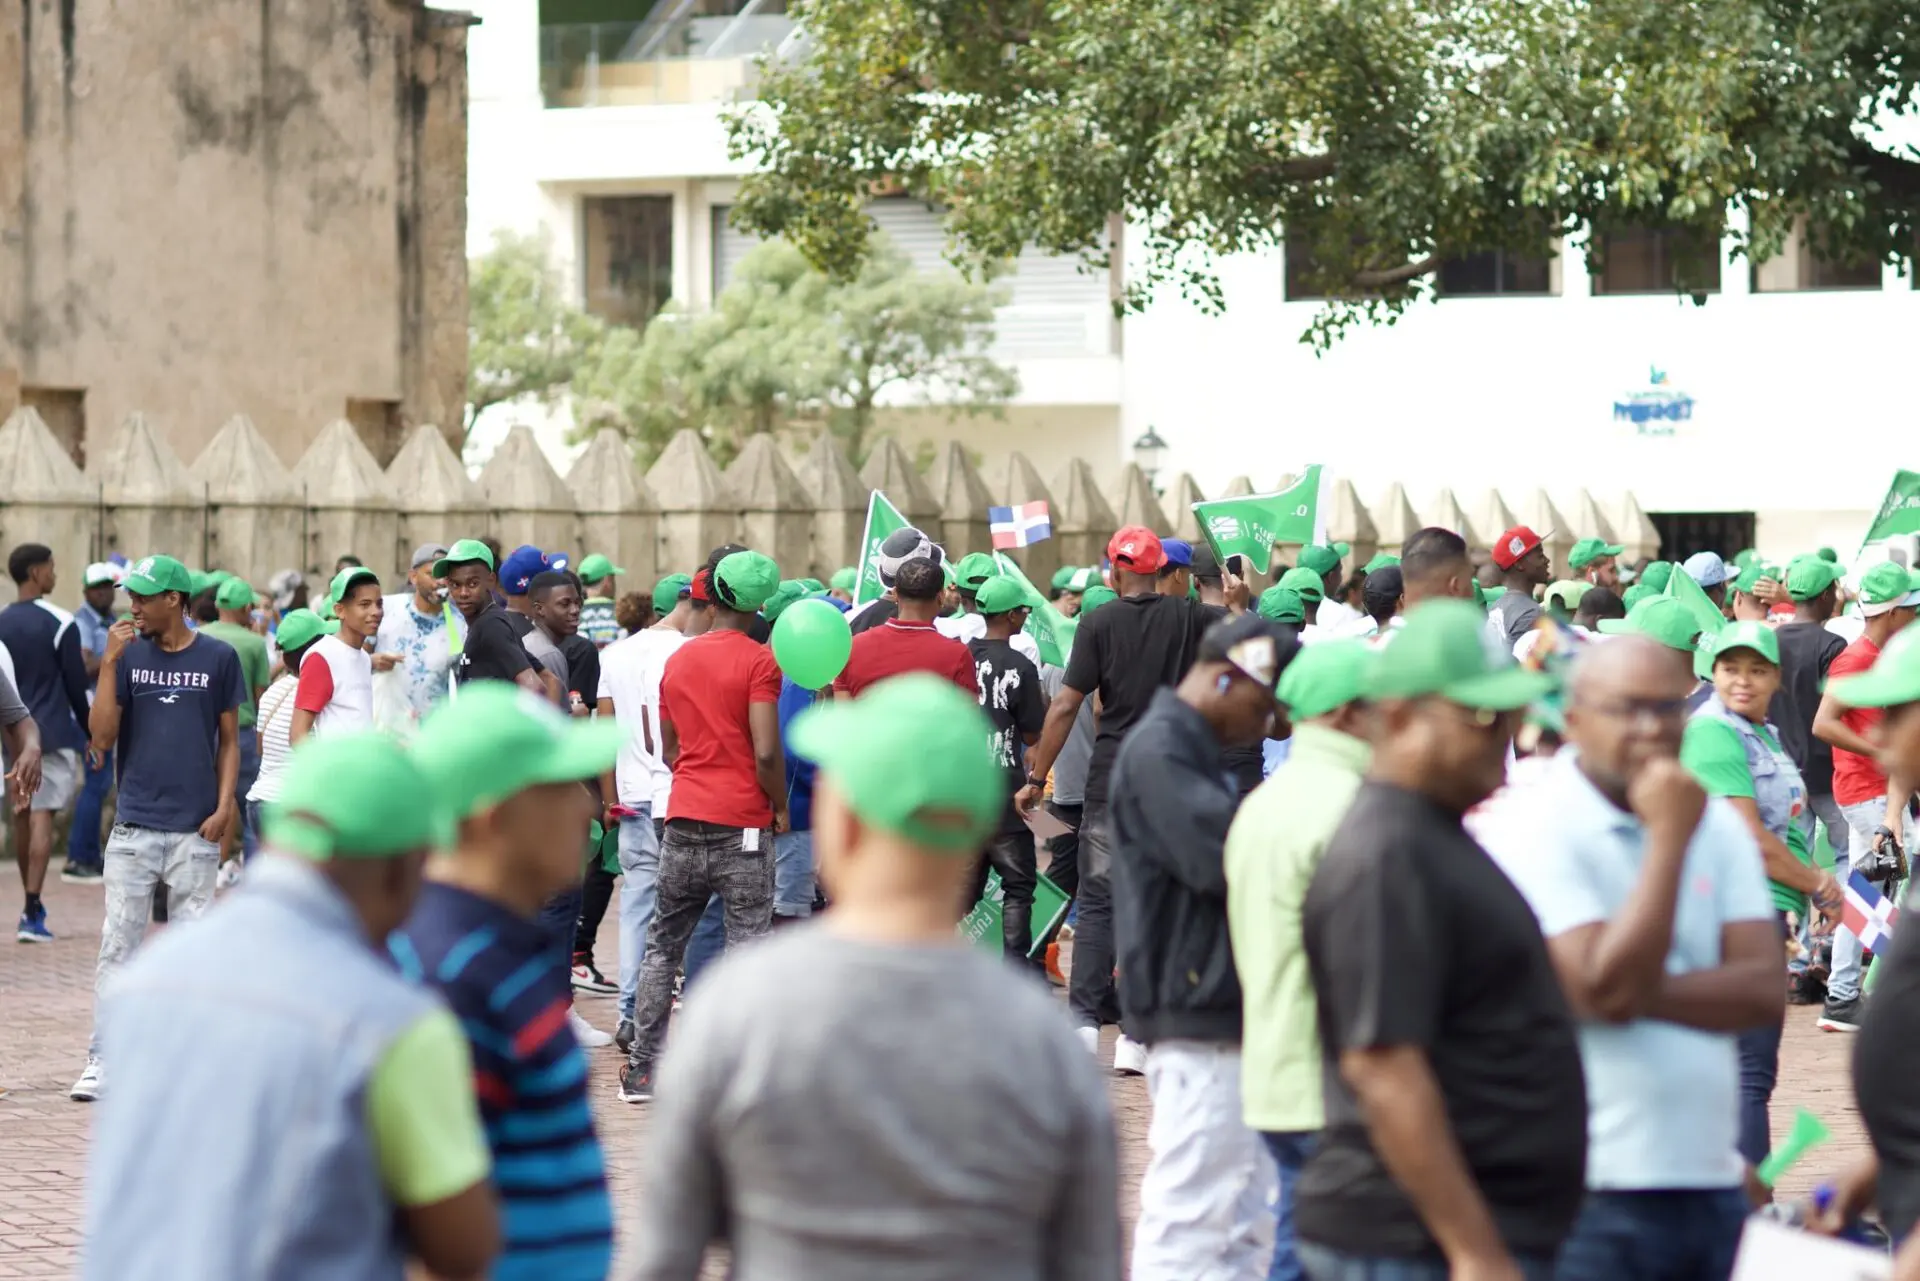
[0,0,472,471]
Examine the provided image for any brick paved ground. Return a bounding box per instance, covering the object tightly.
[0,872,1867,1278]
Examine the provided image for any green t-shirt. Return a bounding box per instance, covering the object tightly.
[1680,717,1812,914]
[199,621,270,728]
[364,1007,492,1207]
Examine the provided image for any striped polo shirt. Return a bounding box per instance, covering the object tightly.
[393,882,613,1280]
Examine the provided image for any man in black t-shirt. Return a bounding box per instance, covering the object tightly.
[435,541,544,697]
[1773,558,1851,858]
[1016,525,1248,1071]
[966,578,1049,967]
[1300,600,1584,1278]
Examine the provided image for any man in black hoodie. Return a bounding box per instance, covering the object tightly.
[1109,613,1299,1280]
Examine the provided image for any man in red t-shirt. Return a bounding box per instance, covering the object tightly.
[833,557,978,699]
[1812,560,1920,1029]
[620,549,785,1102]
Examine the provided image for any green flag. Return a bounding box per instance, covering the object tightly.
[959,868,1072,959]
[854,490,909,606]
[1864,471,1920,547]
[1191,465,1332,570]
[992,551,1078,668]
[1666,566,1726,678]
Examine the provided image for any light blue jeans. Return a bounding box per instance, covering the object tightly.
[616,808,659,1021]
[1831,800,1914,1003]
[91,825,219,1056]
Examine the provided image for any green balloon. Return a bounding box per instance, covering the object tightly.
[771,598,853,690]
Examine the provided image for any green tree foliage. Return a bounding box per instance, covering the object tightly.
[578,235,1017,465]
[726,0,1920,344]
[466,231,608,440]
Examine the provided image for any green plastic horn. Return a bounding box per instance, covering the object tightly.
[1756,1107,1832,1187]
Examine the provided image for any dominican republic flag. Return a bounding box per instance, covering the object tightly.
[1842,870,1900,955]
[990,501,1052,549]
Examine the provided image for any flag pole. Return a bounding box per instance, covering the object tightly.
[854,489,882,606]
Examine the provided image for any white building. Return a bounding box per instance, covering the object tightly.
[465,0,1916,559]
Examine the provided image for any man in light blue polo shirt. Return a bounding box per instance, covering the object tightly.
[1477,636,1782,1279]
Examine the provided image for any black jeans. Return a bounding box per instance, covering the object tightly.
[987,827,1039,966]
[573,857,617,963]
[1043,800,1082,901]
[1069,804,1120,1029]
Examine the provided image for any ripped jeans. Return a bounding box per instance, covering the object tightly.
[89,825,219,1056]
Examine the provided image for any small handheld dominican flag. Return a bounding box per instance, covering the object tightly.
[1842,870,1900,955]
[989,500,1052,549]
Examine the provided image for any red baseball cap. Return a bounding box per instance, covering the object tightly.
[690,568,713,603]
[1107,525,1166,575]
[1491,526,1551,571]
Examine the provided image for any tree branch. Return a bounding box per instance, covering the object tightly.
[1849,143,1920,204]
[1253,155,1338,183]
[1353,254,1440,287]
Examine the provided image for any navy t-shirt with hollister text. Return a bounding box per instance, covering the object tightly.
[113,634,247,833]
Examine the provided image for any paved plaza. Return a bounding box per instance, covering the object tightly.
[0,872,1869,1277]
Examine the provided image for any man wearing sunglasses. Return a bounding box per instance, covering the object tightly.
[1297,600,1582,1281]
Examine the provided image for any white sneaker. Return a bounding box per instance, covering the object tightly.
[216,860,243,892]
[1113,1034,1148,1076]
[568,1008,613,1048]
[1076,1026,1099,1056]
[70,1057,103,1102]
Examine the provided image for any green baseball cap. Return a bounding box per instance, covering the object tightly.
[1597,595,1703,653]
[713,550,780,612]
[1859,562,1920,617]
[1065,567,1101,593]
[1256,586,1306,624]
[274,608,336,653]
[975,577,1029,616]
[1732,549,1760,572]
[1709,619,1781,666]
[1278,639,1372,721]
[328,565,380,607]
[124,555,195,597]
[1277,566,1325,603]
[1079,585,1117,614]
[432,539,496,578]
[1733,561,1779,595]
[762,580,810,622]
[1622,583,1655,610]
[1828,623,1920,708]
[830,567,858,592]
[188,571,215,596]
[1786,557,1844,600]
[215,578,258,610]
[1819,546,1841,564]
[953,552,1000,592]
[1362,552,1400,574]
[1569,538,1624,570]
[789,674,1004,854]
[1639,561,1674,593]
[414,683,626,821]
[798,577,827,594]
[1051,566,1080,591]
[1543,580,1591,612]
[1366,600,1552,709]
[577,553,624,582]
[651,572,693,614]
[1298,544,1348,577]
[265,732,449,861]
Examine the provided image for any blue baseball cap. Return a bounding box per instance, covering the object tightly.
[1161,538,1194,568]
[498,545,550,596]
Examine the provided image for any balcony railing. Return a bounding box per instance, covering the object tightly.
[539,6,799,109]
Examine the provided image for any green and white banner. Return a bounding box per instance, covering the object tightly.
[853,490,909,606]
[960,869,1072,959]
[1191,465,1332,570]
[1864,471,1920,547]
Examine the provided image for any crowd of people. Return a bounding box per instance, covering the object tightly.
[8,513,1920,1281]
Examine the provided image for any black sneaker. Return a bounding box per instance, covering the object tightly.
[614,1019,635,1053]
[1818,996,1864,1032]
[1787,972,1827,1006]
[60,861,103,884]
[617,1063,653,1103]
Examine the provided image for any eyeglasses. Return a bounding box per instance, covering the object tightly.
[1580,696,1691,726]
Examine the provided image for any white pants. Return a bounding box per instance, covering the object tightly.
[1132,1040,1276,1281]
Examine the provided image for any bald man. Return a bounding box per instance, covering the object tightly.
[1477,638,1782,1279]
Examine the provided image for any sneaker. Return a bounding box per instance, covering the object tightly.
[617,1063,653,1103]
[1787,972,1827,1006]
[1113,1034,1148,1076]
[1075,1026,1099,1056]
[16,906,52,943]
[216,860,243,892]
[568,1007,614,1048]
[1818,997,1864,1033]
[1044,941,1067,987]
[570,958,617,995]
[60,861,103,884]
[614,1019,636,1053]
[70,1057,103,1102]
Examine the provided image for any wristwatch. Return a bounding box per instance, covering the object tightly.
[1025,774,1045,789]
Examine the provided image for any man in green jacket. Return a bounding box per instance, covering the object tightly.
[1224,639,1373,1281]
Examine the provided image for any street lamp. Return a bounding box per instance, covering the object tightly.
[1131,425,1169,487]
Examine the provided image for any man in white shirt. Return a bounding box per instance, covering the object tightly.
[1475,637,1780,1279]
[290,567,381,743]
[596,576,689,1050]
[372,543,462,735]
